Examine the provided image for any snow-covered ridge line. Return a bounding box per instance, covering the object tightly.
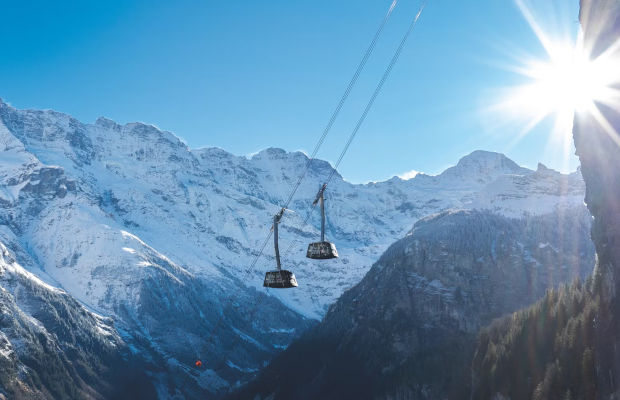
[0,97,580,183]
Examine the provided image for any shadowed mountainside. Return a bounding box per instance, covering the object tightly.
[0,242,157,400]
[231,208,594,400]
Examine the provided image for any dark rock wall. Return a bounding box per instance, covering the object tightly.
[577,1,620,397]
[576,0,620,292]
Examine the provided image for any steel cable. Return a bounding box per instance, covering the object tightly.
[282,2,427,260]
[194,0,404,370]
[281,0,399,211]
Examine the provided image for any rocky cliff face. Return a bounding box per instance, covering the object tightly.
[576,0,620,299]
[577,0,620,395]
[232,208,594,400]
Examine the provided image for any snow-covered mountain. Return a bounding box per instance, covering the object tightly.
[0,100,586,317]
[0,241,157,399]
[0,98,587,396]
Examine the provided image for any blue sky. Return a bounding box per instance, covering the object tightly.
[0,0,581,182]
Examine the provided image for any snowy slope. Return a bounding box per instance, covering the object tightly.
[0,238,158,399]
[0,103,314,397]
[0,98,587,395]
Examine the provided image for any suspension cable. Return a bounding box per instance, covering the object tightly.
[231,0,404,297]
[196,0,403,368]
[282,0,399,210]
[243,0,402,275]
[326,2,426,186]
[281,2,427,260]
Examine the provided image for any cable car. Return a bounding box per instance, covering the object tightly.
[307,184,339,260]
[264,209,298,288]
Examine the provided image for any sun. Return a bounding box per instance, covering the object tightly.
[522,43,605,114]
[511,34,617,121]
[488,0,620,161]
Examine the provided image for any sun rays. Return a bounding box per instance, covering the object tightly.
[487,0,620,166]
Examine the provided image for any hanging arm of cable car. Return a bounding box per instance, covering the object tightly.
[312,183,328,207]
[273,208,284,271]
[264,208,298,288]
[307,185,339,260]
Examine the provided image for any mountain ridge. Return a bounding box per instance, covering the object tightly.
[0,98,590,396]
[0,97,581,184]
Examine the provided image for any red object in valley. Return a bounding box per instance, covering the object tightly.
[195,360,202,367]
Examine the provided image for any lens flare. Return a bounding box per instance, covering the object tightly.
[487,0,620,163]
[518,41,612,114]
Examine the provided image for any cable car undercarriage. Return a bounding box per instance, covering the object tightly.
[263,209,298,289]
[306,184,338,260]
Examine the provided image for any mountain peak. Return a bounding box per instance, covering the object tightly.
[439,150,529,182]
[456,150,520,170]
[94,116,121,130]
[535,162,557,174]
[251,147,289,160]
